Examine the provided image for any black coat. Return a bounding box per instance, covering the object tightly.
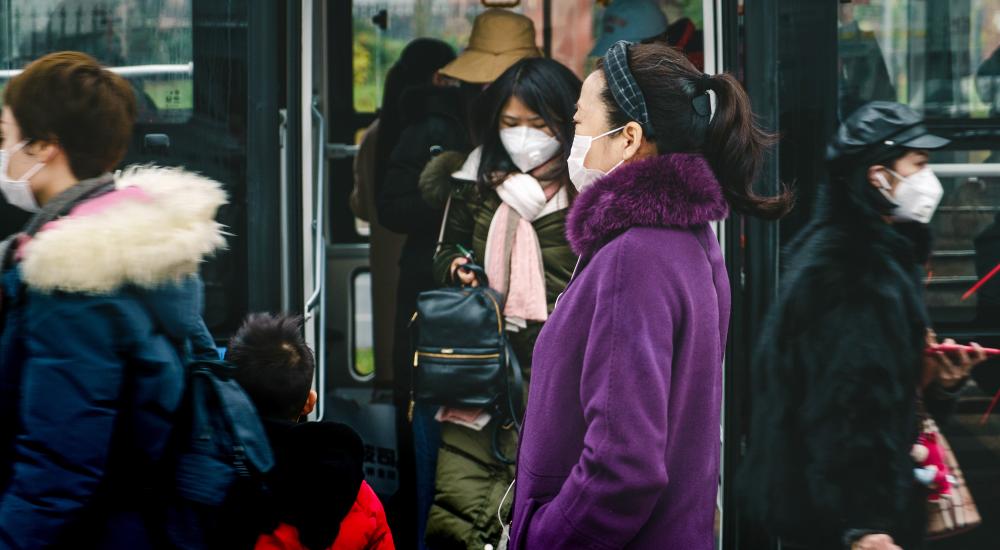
[266,421,364,548]
[740,178,929,549]
[376,84,471,290]
[375,84,471,393]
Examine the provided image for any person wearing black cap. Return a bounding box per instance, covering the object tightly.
[740,101,985,550]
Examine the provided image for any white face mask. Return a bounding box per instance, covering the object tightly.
[567,126,625,191]
[874,166,944,224]
[500,126,561,173]
[1,140,44,213]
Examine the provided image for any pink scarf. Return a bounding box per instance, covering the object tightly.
[484,173,567,329]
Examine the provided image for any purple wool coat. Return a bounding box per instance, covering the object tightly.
[510,153,731,550]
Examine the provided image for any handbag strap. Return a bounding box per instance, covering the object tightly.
[505,342,524,430]
[434,193,453,256]
[492,341,524,465]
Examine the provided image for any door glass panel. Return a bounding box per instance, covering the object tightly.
[0,0,194,124]
[351,0,595,113]
[1,0,255,340]
[838,0,1000,119]
[927,149,1000,325]
[353,270,375,380]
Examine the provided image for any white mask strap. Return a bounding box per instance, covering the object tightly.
[593,126,626,141]
[18,161,46,181]
[874,171,893,192]
[8,140,29,155]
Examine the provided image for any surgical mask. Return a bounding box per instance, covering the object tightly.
[567,126,625,191]
[1,141,44,213]
[874,166,943,224]
[500,126,561,173]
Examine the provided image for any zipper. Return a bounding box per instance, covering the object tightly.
[414,351,501,364]
[484,291,504,334]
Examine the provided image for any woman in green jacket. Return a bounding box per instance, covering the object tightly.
[417,57,581,549]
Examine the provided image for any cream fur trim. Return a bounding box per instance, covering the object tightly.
[21,166,228,294]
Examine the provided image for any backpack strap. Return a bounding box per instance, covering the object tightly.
[1,174,114,273]
[0,236,15,274]
[191,360,276,474]
[504,342,524,430]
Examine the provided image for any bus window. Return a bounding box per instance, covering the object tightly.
[838,0,1000,120]
[352,270,376,380]
[0,0,194,125]
[926,149,1000,326]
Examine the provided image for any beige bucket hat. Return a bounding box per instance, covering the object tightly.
[439,9,542,84]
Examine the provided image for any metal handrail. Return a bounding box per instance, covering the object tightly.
[929,163,1000,178]
[928,275,979,285]
[932,250,975,258]
[0,62,193,79]
[305,98,326,313]
[306,99,328,421]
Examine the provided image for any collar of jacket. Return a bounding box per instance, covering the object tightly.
[566,153,728,257]
[17,165,228,295]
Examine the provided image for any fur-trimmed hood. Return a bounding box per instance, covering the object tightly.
[19,166,228,295]
[566,153,728,257]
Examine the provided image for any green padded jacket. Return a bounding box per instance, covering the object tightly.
[418,150,577,549]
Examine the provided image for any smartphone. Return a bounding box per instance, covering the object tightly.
[924,344,1000,356]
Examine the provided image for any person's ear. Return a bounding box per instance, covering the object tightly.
[301,389,318,417]
[621,121,645,161]
[26,140,60,163]
[868,165,893,192]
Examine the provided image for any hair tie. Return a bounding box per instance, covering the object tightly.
[699,72,713,91]
[691,73,714,119]
[602,41,655,137]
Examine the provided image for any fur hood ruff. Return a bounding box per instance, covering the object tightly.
[19,166,227,294]
[566,153,728,257]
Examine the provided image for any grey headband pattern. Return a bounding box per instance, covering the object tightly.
[603,40,655,137]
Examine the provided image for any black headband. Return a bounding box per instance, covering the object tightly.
[602,41,655,137]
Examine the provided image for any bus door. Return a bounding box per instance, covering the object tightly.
[312,0,578,503]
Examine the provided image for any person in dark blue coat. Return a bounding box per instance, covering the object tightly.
[0,52,226,548]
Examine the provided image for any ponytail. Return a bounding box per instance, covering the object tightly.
[597,43,793,220]
[704,73,793,219]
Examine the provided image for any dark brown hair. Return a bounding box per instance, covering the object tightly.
[474,57,582,191]
[3,51,136,180]
[598,43,792,219]
[227,313,315,421]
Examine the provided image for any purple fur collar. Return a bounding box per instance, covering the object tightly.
[567,153,728,257]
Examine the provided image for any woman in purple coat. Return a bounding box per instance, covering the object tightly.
[509,41,791,549]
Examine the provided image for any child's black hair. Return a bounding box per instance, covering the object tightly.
[226,313,315,420]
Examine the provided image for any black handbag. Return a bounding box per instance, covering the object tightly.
[410,264,523,462]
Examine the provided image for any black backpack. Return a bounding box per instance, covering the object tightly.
[410,264,523,463]
[165,359,276,548]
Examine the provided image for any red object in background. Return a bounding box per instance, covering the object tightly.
[666,17,704,71]
[961,262,1000,301]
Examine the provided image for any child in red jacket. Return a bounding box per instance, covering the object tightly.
[228,313,395,550]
